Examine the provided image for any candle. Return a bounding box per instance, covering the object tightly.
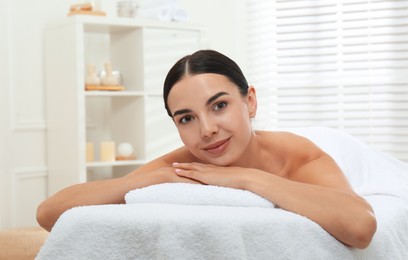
[86,142,94,162]
[100,141,116,162]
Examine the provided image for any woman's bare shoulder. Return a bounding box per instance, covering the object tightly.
[256,130,336,180]
[256,130,317,145]
[256,130,323,159]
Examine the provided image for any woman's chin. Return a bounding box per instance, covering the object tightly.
[200,154,237,166]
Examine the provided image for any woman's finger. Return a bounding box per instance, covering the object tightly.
[173,162,207,170]
[174,168,199,180]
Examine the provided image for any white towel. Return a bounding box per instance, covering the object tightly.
[138,0,189,22]
[36,196,408,259]
[138,4,173,21]
[170,7,189,22]
[125,183,275,208]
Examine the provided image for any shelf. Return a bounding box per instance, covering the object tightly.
[45,16,205,195]
[46,15,205,34]
[85,90,144,97]
[86,159,145,168]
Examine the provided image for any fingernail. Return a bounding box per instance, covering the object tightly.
[175,169,181,173]
[172,162,179,166]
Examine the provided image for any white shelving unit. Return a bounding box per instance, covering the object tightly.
[45,15,206,195]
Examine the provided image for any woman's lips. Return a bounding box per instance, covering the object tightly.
[203,138,230,155]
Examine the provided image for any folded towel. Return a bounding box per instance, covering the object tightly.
[125,183,275,208]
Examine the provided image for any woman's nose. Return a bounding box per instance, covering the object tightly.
[200,116,218,138]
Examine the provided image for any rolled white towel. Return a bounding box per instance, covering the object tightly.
[125,183,275,208]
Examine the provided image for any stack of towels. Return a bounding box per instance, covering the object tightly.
[138,0,189,22]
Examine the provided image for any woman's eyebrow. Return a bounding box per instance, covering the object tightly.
[173,108,192,117]
[206,92,229,106]
[172,92,229,117]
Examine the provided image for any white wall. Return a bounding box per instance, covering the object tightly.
[0,0,10,230]
[0,0,246,230]
[0,0,70,230]
[179,0,247,68]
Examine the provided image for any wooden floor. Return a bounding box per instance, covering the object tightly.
[0,227,49,260]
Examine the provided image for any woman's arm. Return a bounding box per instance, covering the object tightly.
[37,148,199,232]
[36,167,162,231]
[173,153,377,249]
[247,156,376,249]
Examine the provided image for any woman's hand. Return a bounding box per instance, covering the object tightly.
[173,160,376,249]
[172,162,248,189]
[137,166,202,185]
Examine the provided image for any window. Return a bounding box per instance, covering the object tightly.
[247,0,408,163]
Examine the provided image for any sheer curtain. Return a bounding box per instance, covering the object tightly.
[247,0,408,163]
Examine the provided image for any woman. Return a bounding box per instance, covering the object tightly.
[37,50,376,248]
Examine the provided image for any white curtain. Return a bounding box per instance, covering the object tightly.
[247,0,408,163]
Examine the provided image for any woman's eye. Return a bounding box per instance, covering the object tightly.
[214,101,227,111]
[180,115,194,124]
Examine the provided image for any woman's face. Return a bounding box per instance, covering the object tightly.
[167,73,257,166]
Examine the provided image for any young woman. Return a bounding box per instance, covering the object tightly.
[37,50,376,248]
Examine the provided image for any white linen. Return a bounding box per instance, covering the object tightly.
[36,127,408,259]
[288,127,408,201]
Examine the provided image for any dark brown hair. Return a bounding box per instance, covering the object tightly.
[163,49,249,117]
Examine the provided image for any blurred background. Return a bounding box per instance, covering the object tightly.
[1,0,407,230]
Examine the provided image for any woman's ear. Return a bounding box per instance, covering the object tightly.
[247,86,257,118]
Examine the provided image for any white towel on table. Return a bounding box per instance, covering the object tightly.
[36,196,408,259]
